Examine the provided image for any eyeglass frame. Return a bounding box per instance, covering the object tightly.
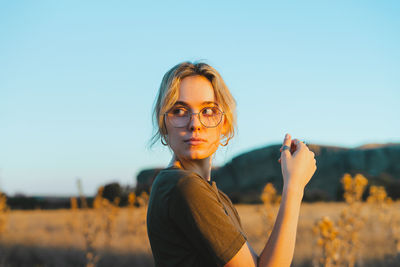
[163,106,225,128]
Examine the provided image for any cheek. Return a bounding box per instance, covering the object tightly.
[166,129,180,145]
[165,124,179,146]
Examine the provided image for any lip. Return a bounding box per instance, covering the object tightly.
[184,137,206,145]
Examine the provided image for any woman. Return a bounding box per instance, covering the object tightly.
[146,61,317,267]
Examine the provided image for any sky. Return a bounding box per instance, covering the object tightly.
[0,1,399,196]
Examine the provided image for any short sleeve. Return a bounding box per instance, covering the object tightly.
[168,175,246,266]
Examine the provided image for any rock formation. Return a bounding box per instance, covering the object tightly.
[136,143,400,203]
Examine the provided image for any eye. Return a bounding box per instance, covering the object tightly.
[171,107,188,117]
[201,107,218,116]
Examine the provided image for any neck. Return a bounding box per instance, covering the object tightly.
[167,155,212,182]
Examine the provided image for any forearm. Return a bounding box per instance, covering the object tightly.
[257,184,304,267]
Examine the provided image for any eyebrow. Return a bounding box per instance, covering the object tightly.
[173,101,219,107]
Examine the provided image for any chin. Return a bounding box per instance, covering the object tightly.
[182,149,212,160]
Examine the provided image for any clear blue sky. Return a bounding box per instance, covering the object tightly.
[1,1,399,196]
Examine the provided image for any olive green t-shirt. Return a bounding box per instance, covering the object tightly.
[146,166,247,267]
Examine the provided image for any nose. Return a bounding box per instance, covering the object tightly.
[188,113,202,131]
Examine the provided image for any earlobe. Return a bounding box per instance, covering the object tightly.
[161,138,168,146]
[220,140,228,147]
[161,135,169,146]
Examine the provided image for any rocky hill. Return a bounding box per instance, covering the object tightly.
[136,143,400,203]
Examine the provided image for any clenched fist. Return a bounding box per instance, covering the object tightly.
[278,133,317,190]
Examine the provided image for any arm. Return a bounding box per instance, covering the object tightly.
[257,183,304,266]
[225,134,316,267]
[225,186,303,267]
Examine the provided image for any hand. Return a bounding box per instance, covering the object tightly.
[278,133,316,189]
[277,139,297,163]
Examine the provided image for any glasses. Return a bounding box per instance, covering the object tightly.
[164,106,224,128]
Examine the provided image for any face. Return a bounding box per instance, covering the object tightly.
[165,75,227,161]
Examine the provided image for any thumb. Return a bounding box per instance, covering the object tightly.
[280,133,292,161]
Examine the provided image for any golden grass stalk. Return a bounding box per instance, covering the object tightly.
[391,206,400,258]
[66,197,79,233]
[312,216,340,267]
[77,180,101,267]
[136,192,149,234]
[260,183,281,238]
[367,185,400,259]
[336,173,368,267]
[313,173,368,267]
[0,192,9,234]
[367,185,392,223]
[127,192,136,234]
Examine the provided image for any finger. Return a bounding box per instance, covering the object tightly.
[280,136,293,152]
[292,139,307,156]
[278,145,283,162]
[281,133,292,160]
[289,139,303,154]
[282,133,291,146]
[291,139,299,153]
[294,139,306,150]
[280,142,290,152]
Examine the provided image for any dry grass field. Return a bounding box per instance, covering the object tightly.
[0,201,399,267]
[0,174,398,267]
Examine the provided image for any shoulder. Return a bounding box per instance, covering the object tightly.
[148,168,203,222]
[150,168,208,197]
[152,168,195,189]
[171,170,213,201]
[168,173,223,223]
[155,167,199,183]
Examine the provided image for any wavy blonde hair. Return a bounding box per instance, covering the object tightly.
[149,61,237,148]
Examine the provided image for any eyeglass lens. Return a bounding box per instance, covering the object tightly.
[166,107,223,128]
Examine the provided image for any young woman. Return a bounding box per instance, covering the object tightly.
[146,61,317,267]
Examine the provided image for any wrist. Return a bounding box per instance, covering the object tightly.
[283,183,304,198]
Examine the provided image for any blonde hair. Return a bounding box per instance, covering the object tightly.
[149,61,237,148]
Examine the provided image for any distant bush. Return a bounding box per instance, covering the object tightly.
[102,183,122,203]
[362,173,400,201]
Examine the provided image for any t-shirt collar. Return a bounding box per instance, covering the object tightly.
[164,165,214,185]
